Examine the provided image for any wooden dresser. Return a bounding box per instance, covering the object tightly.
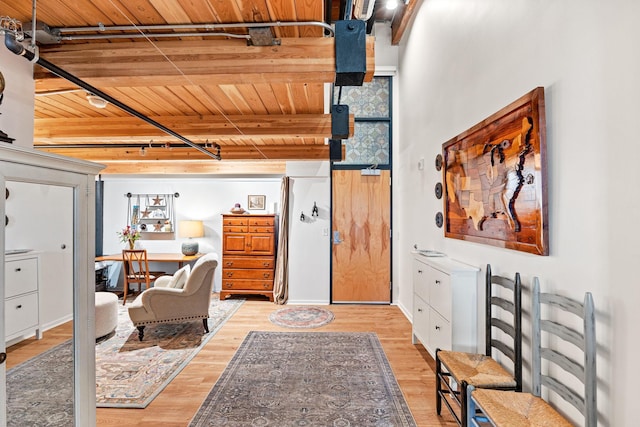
[221,214,276,301]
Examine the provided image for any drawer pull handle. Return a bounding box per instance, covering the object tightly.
[417,269,423,274]
[15,268,21,272]
[263,262,270,267]
[225,262,233,266]
[417,308,423,312]
[225,283,233,288]
[435,280,441,285]
[226,272,233,277]
[434,325,441,330]
[16,304,22,309]
[263,273,270,278]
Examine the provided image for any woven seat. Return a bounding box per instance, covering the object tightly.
[467,280,597,427]
[471,389,573,427]
[436,264,522,426]
[437,351,517,389]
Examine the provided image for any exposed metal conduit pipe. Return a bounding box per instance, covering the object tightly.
[4,33,221,161]
[63,31,251,41]
[55,20,335,39]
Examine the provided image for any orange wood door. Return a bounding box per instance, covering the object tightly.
[332,169,391,303]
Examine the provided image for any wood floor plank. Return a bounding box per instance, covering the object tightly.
[6,296,458,426]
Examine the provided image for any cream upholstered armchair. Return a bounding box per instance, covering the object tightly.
[127,253,218,341]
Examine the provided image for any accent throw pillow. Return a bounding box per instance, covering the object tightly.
[169,264,191,289]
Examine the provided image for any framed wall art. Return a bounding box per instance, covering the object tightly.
[248,194,266,210]
[442,87,548,255]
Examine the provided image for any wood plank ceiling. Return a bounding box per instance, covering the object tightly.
[0,0,415,174]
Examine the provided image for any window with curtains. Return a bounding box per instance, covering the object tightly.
[332,76,392,167]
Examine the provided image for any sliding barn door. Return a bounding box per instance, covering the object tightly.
[331,169,391,303]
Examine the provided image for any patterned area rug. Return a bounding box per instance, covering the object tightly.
[269,306,335,328]
[6,296,243,426]
[189,331,417,426]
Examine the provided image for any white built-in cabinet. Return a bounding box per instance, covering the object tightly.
[5,252,41,342]
[412,253,479,358]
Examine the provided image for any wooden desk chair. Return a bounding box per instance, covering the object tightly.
[467,278,597,427]
[121,249,162,305]
[436,264,522,427]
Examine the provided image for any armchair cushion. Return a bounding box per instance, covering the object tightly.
[153,264,190,288]
[168,264,191,289]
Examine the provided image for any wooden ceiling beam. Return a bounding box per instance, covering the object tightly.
[36,143,342,161]
[34,113,354,143]
[34,37,375,91]
[96,161,288,175]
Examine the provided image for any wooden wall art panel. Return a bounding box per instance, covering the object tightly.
[442,87,548,255]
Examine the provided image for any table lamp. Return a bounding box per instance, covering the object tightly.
[179,220,204,255]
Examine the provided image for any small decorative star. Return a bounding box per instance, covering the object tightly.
[141,208,151,218]
[153,221,163,231]
[152,195,164,205]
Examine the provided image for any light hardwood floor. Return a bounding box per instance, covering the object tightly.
[7,296,458,427]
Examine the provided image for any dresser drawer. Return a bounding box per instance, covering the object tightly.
[248,226,274,233]
[223,225,248,233]
[223,217,248,226]
[6,258,38,298]
[429,307,451,352]
[5,292,39,337]
[222,257,274,269]
[248,217,275,226]
[429,267,452,320]
[222,279,274,291]
[223,269,274,280]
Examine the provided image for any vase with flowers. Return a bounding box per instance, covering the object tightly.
[117,225,141,249]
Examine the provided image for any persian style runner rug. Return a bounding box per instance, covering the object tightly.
[6,296,243,426]
[268,305,335,328]
[189,331,417,427]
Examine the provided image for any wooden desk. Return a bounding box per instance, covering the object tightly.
[95,252,204,268]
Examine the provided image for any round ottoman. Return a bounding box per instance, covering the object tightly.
[95,292,118,339]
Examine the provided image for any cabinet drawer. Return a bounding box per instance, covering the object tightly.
[248,226,274,233]
[413,260,429,301]
[223,217,248,226]
[429,268,452,320]
[412,294,429,347]
[223,269,274,280]
[6,258,38,298]
[249,217,275,226]
[223,257,274,269]
[222,279,274,291]
[5,292,38,337]
[223,225,248,233]
[429,307,452,352]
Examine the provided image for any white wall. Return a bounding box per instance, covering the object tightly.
[286,161,331,304]
[396,0,636,425]
[0,45,34,148]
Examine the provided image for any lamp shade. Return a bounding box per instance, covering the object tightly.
[179,220,204,255]
[179,220,204,238]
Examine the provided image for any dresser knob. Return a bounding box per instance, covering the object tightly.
[263,262,270,267]
[417,269,423,274]
[435,280,441,285]
[263,273,270,278]
[16,304,22,309]
[15,268,21,272]
[226,272,233,277]
[417,308,423,312]
[435,325,441,330]
[226,262,233,266]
